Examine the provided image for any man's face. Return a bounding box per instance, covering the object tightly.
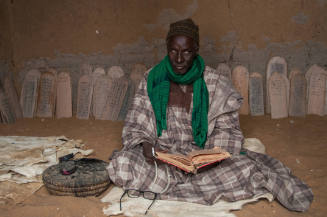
[167,35,198,75]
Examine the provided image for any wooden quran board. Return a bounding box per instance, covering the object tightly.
[56,72,72,118]
[76,74,93,119]
[118,64,146,120]
[36,72,56,118]
[107,66,124,79]
[102,66,128,120]
[90,67,106,118]
[92,75,111,120]
[305,64,327,116]
[249,72,264,116]
[269,72,289,119]
[232,65,249,115]
[20,69,41,118]
[80,63,93,75]
[118,79,132,121]
[0,85,15,123]
[266,56,287,114]
[289,70,306,117]
[216,63,231,80]
[4,76,22,119]
[93,67,106,77]
[307,70,326,116]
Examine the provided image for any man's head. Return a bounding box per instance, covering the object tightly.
[166,18,199,75]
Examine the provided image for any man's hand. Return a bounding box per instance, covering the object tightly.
[142,142,155,164]
[142,142,166,164]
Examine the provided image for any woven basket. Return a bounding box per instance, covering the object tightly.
[42,158,111,197]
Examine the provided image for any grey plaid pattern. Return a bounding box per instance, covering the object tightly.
[107,66,313,212]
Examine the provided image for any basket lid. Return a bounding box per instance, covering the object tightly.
[43,158,110,190]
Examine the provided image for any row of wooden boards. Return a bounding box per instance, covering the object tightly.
[225,57,327,118]
[0,64,146,123]
[1,57,326,123]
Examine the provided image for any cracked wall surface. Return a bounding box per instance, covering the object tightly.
[1,0,326,97]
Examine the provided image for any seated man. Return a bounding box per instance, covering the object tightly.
[107,18,313,212]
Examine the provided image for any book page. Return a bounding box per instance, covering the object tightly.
[155,152,191,165]
[156,147,231,174]
[191,152,231,165]
[188,147,230,165]
[187,146,226,158]
[155,152,194,172]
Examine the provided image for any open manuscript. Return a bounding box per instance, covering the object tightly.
[155,147,231,174]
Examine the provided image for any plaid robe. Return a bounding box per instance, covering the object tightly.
[107,66,313,211]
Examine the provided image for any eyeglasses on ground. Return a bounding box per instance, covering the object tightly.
[120,189,157,215]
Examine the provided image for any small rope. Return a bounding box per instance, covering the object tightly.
[153,161,158,184]
[152,161,171,194]
[159,166,170,194]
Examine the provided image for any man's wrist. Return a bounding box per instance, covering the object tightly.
[152,146,155,157]
[141,142,154,157]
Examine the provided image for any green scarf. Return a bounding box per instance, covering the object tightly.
[147,55,208,148]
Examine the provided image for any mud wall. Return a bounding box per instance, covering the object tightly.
[1,0,326,89]
[0,0,12,79]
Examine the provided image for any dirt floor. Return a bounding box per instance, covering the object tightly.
[0,115,326,217]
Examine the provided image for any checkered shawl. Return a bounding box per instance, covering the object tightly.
[107,66,313,211]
